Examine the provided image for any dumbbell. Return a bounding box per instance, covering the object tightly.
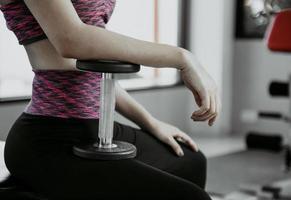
[241,110,290,123]
[73,60,140,160]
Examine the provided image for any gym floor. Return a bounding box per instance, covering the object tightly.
[194,136,246,200]
[199,136,291,200]
[195,136,245,158]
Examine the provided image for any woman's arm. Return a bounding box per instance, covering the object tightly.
[24,0,185,70]
[115,82,198,157]
[115,82,155,132]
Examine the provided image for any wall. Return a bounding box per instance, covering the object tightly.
[0,16,32,82]
[0,101,27,140]
[232,40,291,139]
[0,15,33,99]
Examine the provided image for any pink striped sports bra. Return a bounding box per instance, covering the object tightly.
[0,0,116,45]
[0,0,116,119]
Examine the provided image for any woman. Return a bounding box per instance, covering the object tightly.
[0,0,220,199]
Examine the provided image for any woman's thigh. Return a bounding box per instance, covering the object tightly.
[30,151,210,200]
[31,122,209,199]
[5,114,210,199]
[113,122,207,188]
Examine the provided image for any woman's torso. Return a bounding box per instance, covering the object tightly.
[0,0,116,119]
[0,0,116,71]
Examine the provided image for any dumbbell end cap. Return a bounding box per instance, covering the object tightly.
[73,141,137,160]
[76,60,140,73]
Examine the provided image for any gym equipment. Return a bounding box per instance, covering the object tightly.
[237,8,291,200]
[241,8,291,172]
[269,81,289,97]
[243,110,291,171]
[241,110,290,123]
[239,184,284,200]
[241,109,291,170]
[267,9,291,52]
[246,132,283,152]
[73,60,140,160]
[266,8,291,172]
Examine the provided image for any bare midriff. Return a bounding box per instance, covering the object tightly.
[24,40,77,71]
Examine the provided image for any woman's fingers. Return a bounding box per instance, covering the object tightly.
[192,94,216,122]
[209,94,219,126]
[192,90,210,116]
[208,95,216,126]
[193,90,202,107]
[209,115,217,126]
[191,82,220,126]
[166,136,184,157]
[203,95,216,121]
[176,132,199,152]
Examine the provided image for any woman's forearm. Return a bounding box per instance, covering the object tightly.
[64,24,186,70]
[115,82,157,132]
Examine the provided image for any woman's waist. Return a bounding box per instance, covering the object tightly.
[24,99,100,119]
[25,69,102,119]
[25,39,77,71]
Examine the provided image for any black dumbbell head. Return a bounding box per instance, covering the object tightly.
[76,60,140,74]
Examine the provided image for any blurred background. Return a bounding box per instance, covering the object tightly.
[1,0,291,199]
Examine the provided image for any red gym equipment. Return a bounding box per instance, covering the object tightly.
[267,9,291,52]
[266,8,291,171]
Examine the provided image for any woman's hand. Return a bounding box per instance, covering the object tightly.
[179,48,221,126]
[149,118,199,157]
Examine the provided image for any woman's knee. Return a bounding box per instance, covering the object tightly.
[177,182,212,200]
[193,150,207,175]
[178,146,208,188]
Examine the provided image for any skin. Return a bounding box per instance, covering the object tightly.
[2,0,221,157]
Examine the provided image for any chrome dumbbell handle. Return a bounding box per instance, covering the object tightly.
[73,60,140,160]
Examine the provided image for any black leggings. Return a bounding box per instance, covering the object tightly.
[4,112,211,200]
